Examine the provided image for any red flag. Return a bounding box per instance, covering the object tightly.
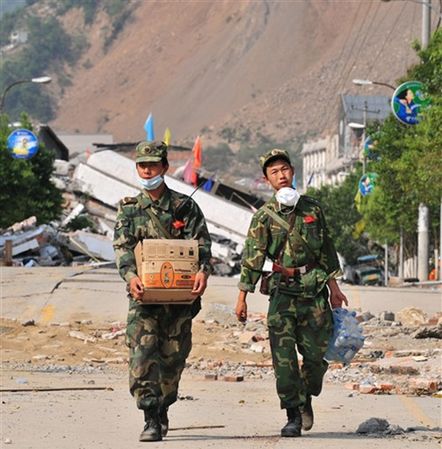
[192,136,202,169]
[183,158,193,184]
[191,136,202,186]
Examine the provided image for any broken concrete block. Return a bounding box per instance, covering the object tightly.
[250,342,265,353]
[379,311,395,321]
[32,354,50,361]
[101,329,126,340]
[68,330,97,343]
[396,307,427,327]
[412,355,428,362]
[238,331,256,345]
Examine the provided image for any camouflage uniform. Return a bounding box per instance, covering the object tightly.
[113,141,212,414]
[238,150,341,411]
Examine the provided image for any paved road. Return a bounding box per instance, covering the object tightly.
[1,267,441,448]
[1,370,440,449]
[1,267,440,323]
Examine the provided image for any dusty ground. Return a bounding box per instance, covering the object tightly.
[1,269,441,448]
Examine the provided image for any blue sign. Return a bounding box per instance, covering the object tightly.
[358,172,378,197]
[391,81,431,126]
[7,129,39,159]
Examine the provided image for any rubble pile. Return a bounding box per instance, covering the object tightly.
[0,154,244,273]
[325,309,442,396]
[2,306,440,396]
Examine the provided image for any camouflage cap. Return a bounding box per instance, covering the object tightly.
[135,141,168,163]
[259,148,291,172]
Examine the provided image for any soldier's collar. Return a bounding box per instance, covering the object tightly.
[139,186,172,211]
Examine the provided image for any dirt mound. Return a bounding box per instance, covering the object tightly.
[49,1,427,144]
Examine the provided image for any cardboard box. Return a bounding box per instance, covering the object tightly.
[134,239,199,304]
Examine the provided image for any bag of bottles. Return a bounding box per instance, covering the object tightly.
[324,308,365,365]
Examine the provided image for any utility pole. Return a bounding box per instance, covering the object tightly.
[422,0,431,48]
[399,228,404,280]
[362,101,367,175]
[417,0,431,281]
[418,204,429,281]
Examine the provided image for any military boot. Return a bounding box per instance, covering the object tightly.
[159,407,169,437]
[280,407,302,437]
[301,395,314,431]
[139,411,162,442]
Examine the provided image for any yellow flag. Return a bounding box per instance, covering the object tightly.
[352,218,366,239]
[163,128,171,146]
[354,190,363,213]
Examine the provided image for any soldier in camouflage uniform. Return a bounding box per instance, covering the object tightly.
[235,149,348,437]
[113,141,212,442]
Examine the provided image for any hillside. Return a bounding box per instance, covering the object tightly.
[24,1,440,146]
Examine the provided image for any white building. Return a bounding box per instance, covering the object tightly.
[301,134,349,189]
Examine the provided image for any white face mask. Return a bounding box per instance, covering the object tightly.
[276,187,300,207]
[138,174,164,190]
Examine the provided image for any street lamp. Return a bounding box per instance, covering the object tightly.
[352,79,396,91]
[0,76,52,113]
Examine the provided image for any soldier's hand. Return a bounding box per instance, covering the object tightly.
[235,296,248,323]
[329,289,348,309]
[192,272,208,295]
[129,276,144,301]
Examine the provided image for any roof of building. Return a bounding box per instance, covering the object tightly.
[301,137,328,155]
[341,94,391,123]
[37,125,70,161]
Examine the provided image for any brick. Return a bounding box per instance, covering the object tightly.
[359,384,378,394]
[204,374,218,381]
[390,365,419,375]
[378,383,395,392]
[223,375,244,382]
[328,363,344,370]
[255,361,273,368]
[409,378,439,393]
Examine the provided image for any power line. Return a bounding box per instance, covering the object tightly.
[367,1,408,79]
[319,2,364,132]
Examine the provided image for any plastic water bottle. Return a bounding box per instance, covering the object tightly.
[324,308,365,365]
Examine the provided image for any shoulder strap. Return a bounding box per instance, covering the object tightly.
[262,205,316,261]
[262,205,295,262]
[262,205,290,231]
[137,197,174,239]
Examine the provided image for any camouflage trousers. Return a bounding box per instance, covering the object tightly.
[267,288,333,410]
[125,299,195,412]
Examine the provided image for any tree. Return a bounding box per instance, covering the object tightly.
[0,113,63,228]
[360,29,442,258]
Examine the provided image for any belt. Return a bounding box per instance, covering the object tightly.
[272,262,318,277]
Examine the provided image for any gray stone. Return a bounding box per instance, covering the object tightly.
[413,326,442,339]
[356,417,390,434]
[379,311,395,321]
